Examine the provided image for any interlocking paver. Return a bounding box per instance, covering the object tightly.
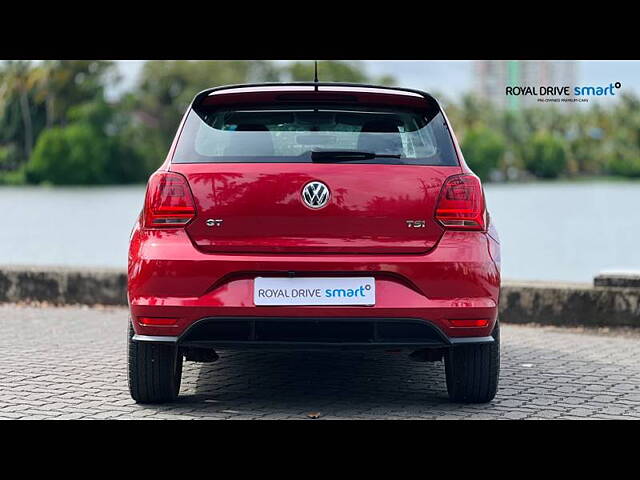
[1,303,639,420]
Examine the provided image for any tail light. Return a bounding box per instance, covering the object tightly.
[143,171,196,228]
[448,319,489,328]
[137,316,179,326]
[435,174,486,231]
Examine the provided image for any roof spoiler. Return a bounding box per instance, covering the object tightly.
[190,82,443,112]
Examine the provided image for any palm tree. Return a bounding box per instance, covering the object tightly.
[0,61,42,158]
[29,60,58,128]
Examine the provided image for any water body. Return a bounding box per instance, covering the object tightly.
[1,181,638,282]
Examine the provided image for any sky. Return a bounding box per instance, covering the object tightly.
[112,60,640,104]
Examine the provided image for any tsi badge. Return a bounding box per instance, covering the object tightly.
[406,220,426,228]
[206,219,223,227]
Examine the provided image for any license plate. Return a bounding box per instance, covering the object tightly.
[254,277,375,306]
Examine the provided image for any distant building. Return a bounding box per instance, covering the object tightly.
[475,60,578,110]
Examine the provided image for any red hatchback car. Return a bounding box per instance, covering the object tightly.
[127,83,501,404]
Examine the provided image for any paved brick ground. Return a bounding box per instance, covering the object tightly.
[1,303,639,420]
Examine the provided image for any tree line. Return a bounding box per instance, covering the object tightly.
[1,60,639,185]
[444,92,640,181]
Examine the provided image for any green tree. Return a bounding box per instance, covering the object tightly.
[459,94,495,130]
[26,98,148,185]
[522,132,568,179]
[0,60,118,169]
[0,61,42,159]
[608,151,640,177]
[40,60,118,126]
[26,123,112,185]
[122,60,284,168]
[285,61,395,85]
[606,128,640,177]
[461,126,506,181]
[10,60,640,185]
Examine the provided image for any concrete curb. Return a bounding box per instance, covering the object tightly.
[0,265,127,306]
[499,280,640,327]
[1,266,638,327]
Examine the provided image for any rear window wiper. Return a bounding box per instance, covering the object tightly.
[310,150,402,162]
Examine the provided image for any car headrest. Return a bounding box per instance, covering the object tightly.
[357,120,403,154]
[224,124,274,155]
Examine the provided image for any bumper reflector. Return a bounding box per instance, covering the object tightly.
[138,317,178,326]
[448,319,489,328]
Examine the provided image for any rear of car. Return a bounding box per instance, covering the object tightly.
[127,83,501,404]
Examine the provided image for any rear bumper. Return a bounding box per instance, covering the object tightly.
[132,316,496,350]
[128,225,501,345]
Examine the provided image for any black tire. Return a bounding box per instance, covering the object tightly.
[445,322,500,403]
[127,320,183,403]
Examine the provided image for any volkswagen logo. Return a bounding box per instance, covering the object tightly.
[301,181,330,209]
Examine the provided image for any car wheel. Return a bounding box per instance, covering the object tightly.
[445,321,500,403]
[127,319,183,403]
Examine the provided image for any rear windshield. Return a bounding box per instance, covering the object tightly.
[172,104,458,166]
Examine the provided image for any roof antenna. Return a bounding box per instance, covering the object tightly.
[313,60,319,91]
